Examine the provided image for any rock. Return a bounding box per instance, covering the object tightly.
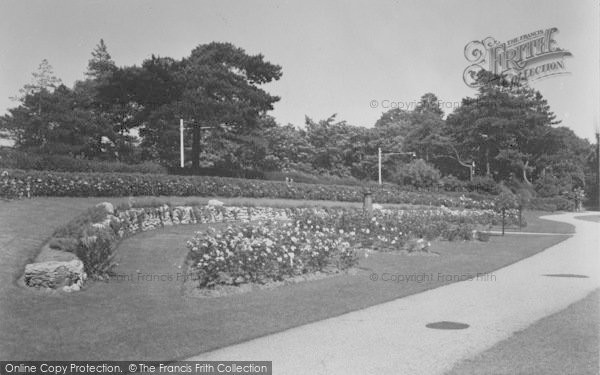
[208,199,224,207]
[159,205,173,226]
[24,259,86,290]
[171,208,181,225]
[95,202,114,215]
[175,206,194,224]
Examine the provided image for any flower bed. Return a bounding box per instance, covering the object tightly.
[1,169,497,209]
[186,221,356,288]
[27,199,519,292]
[185,206,520,289]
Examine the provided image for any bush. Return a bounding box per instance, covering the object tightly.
[529,197,574,212]
[439,175,467,192]
[467,176,501,195]
[75,232,117,277]
[390,159,441,188]
[534,174,574,198]
[169,166,266,179]
[0,147,166,174]
[1,169,500,209]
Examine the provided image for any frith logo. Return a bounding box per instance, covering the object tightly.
[463,27,572,87]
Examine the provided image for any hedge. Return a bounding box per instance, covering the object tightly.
[0,147,166,174]
[1,169,498,209]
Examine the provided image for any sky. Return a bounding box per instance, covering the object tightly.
[1,0,599,141]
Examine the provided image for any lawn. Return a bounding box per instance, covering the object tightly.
[488,209,575,234]
[576,214,600,223]
[0,197,574,360]
[446,289,599,375]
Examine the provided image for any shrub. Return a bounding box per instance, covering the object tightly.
[53,206,109,239]
[75,232,117,278]
[439,175,467,192]
[0,147,166,174]
[467,176,501,195]
[1,169,500,209]
[529,197,574,212]
[534,174,573,198]
[390,159,441,188]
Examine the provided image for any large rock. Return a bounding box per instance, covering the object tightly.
[24,260,86,290]
[95,202,114,215]
[208,199,224,206]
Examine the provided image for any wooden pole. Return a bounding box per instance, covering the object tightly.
[180,119,184,168]
[596,131,600,209]
[378,148,382,185]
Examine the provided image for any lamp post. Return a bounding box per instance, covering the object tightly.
[378,148,416,185]
[180,119,184,168]
[378,148,382,185]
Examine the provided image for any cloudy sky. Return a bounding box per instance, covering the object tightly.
[1,0,598,140]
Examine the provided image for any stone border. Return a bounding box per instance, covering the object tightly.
[22,200,295,292]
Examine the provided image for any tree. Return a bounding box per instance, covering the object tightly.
[304,115,378,179]
[178,42,282,169]
[1,85,111,157]
[114,43,282,168]
[446,71,557,183]
[77,40,138,161]
[16,59,62,99]
[261,123,314,172]
[85,39,117,81]
[11,59,62,115]
[414,93,444,118]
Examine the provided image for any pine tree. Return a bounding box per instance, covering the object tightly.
[13,59,62,101]
[85,39,116,81]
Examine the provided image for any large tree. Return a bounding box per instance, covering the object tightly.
[1,84,111,156]
[446,71,558,183]
[107,43,282,168]
[177,42,282,169]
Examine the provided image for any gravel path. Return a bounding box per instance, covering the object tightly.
[189,212,600,374]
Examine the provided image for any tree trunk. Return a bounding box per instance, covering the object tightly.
[485,148,490,176]
[191,125,201,170]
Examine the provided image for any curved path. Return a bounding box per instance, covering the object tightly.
[189,212,599,374]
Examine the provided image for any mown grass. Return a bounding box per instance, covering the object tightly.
[576,215,600,223]
[447,289,599,375]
